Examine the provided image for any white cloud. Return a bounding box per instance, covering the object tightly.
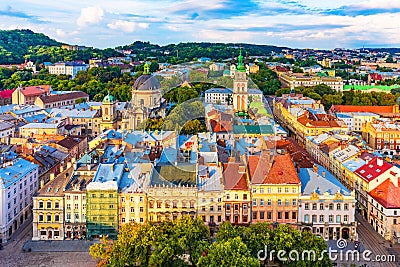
[107,20,136,32]
[77,6,104,27]
[138,23,149,29]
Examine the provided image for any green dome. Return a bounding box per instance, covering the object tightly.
[103,94,115,103]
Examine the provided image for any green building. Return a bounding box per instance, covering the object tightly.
[86,163,125,239]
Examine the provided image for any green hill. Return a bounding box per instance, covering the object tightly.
[0,29,60,64]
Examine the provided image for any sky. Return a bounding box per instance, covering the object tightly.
[1,0,399,49]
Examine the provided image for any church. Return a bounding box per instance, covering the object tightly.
[121,63,165,130]
[204,49,263,112]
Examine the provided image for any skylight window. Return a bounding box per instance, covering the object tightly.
[360,170,365,174]
[367,174,373,179]
[369,164,373,168]
[376,169,381,173]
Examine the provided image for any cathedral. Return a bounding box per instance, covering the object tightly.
[121,63,165,130]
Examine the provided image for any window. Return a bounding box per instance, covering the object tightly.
[336,204,341,210]
[75,204,79,210]
[319,203,324,210]
[285,199,290,206]
[243,194,247,200]
[217,205,222,211]
[54,202,59,209]
[74,196,78,200]
[319,215,324,223]
[122,207,125,213]
[312,215,317,223]
[259,211,265,220]
[66,195,71,200]
[267,199,272,206]
[140,218,144,223]
[278,187,282,193]
[67,204,71,210]
[234,194,239,200]
[305,203,309,210]
[55,214,60,222]
[285,212,289,220]
[47,214,51,222]
[39,201,44,209]
[46,201,52,209]
[253,212,257,220]
[292,199,297,206]
[210,206,214,211]
[253,199,257,206]
[226,194,230,200]
[139,207,144,213]
[39,214,44,222]
[329,204,334,210]
[139,196,143,202]
[277,199,282,206]
[344,215,348,222]
[336,215,341,223]
[122,218,125,223]
[130,207,134,213]
[304,214,309,223]
[312,203,317,210]
[260,199,264,206]
[121,197,125,202]
[292,212,296,220]
[329,215,333,223]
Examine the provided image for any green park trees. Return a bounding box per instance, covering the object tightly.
[90,218,331,267]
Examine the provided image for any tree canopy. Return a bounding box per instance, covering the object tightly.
[90,218,331,267]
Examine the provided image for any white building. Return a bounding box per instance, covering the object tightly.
[336,112,379,132]
[298,165,357,241]
[0,122,15,144]
[47,62,89,78]
[0,158,39,244]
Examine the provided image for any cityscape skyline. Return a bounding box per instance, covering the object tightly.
[0,0,399,49]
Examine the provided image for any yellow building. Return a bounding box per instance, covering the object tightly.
[119,163,153,225]
[247,153,301,224]
[32,167,72,240]
[147,164,198,222]
[19,122,63,138]
[274,95,348,145]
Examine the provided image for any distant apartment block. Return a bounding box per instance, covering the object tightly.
[278,72,344,91]
[47,61,89,78]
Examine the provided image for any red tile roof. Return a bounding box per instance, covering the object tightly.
[0,89,14,99]
[247,152,271,184]
[223,162,248,190]
[330,105,395,114]
[297,112,344,128]
[354,157,392,183]
[369,178,400,208]
[264,153,300,184]
[19,85,50,97]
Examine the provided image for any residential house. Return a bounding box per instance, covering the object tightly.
[298,165,357,240]
[0,158,39,244]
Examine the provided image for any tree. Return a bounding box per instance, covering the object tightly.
[181,119,207,135]
[197,237,260,267]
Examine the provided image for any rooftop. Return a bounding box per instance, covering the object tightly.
[369,178,400,209]
[354,157,392,183]
[0,158,38,189]
[299,165,351,196]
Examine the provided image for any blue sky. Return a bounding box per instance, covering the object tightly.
[1,0,399,49]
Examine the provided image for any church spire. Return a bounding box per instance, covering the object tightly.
[237,47,246,72]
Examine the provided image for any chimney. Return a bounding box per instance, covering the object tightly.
[322,171,326,178]
[377,158,383,167]
[313,164,318,174]
[238,165,246,173]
